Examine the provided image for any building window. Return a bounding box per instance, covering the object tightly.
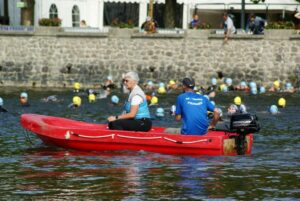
[72,5,80,27]
[104,3,139,27]
[49,4,58,19]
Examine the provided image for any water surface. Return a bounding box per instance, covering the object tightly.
[0,88,299,200]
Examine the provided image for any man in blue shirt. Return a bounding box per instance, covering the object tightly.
[175,78,220,135]
[246,14,265,35]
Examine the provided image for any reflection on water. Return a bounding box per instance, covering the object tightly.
[0,88,299,199]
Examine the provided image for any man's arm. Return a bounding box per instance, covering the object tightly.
[208,108,220,129]
[295,12,300,19]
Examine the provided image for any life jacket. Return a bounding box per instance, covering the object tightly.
[124,86,151,119]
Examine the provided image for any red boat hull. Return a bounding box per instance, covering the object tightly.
[20,114,253,156]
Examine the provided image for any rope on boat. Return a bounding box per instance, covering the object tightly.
[66,131,115,139]
[65,131,211,144]
[117,134,162,140]
[163,137,211,144]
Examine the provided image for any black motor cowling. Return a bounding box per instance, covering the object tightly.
[229,113,260,155]
[230,113,260,134]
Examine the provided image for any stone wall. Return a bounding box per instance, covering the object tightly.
[0,28,299,88]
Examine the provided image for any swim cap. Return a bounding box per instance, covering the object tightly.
[278,98,286,108]
[240,81,247,87]
[150,96,158,105]
[225,78,232,86]
[88,94,96,103]
[20,92,28,98]
[107,75,112,80]
[220,84,228,92]
[156,107,164,117]
[157,87,166,94]
[273,80,280,89]
[269,105,278,114]
[73,82,81,90]
[168,80,176,86]
[234,96,242,105]
[285,82,292,89]
[146,95,152,101]
[111,95,119,104]
[250,87,257,95]
[159,82,165,88]
[0,97,3,106]
[147,80,154,86]
[72,96,81,107]
[249,81,256,89]
[88,89,94,94]
[228,104,238,115]
[259,86,266,94]
[211,78,217,86]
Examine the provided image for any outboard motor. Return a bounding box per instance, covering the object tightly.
[230,113,260,155]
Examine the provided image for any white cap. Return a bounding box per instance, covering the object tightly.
[20,92,28,98]
[107,75,112,80]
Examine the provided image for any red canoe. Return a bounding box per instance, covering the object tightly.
[20,114,254,156]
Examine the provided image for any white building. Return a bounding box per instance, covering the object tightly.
[0,0,21,26]
[1,0,299,28]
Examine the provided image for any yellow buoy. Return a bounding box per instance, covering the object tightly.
[88,94,96,103]
[278,98,286,108]
[73,82,81,91]
[72,96,82,107]
[273,80,280,89]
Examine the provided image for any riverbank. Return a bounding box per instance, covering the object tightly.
[0,27,300,88]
